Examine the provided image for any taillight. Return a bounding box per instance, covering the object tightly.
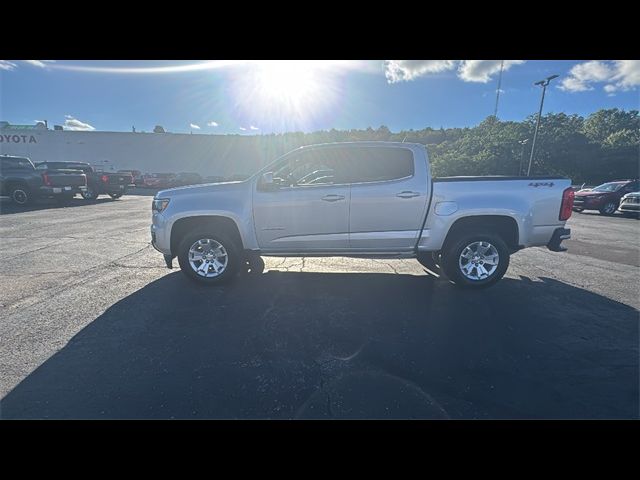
[82,174,87,186]
[101,175,109,183]
[42,173,51,186]
[559,187,574,221]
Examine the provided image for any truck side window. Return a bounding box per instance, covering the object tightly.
[273,150,348,186]
[339,147,415,183]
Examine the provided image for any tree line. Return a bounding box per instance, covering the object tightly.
[244,108,639,185]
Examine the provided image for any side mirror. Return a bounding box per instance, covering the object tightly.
[259,171,278,191]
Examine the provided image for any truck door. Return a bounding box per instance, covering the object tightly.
[253,147,351,252]
[347,146,429,251]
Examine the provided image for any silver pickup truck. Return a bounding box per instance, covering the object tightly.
[151,142,574,288]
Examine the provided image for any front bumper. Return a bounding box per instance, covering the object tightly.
[618,203,640,212]
[547,227,571,252]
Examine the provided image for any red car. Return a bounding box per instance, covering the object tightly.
[573,179,639,215]
[141,173,177,189]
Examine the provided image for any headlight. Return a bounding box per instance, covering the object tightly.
[152,198,170,213]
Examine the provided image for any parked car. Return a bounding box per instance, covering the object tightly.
[151,142,574,288]
[142,173,177,189]
[573,179,639,215]
[1,155,87,205]
[174,172,203,187]
[118,169,143,186]
[35,161,134,200]
[617,191,640,218]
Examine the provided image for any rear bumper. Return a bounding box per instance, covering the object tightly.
[102,184,129,194]
[39,185,87,196]
[547,227,571,252]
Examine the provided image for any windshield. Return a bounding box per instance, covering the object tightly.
[592,182,624,192]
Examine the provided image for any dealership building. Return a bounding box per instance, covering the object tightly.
[0,121,288,177]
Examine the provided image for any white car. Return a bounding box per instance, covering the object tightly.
[618,191,640,217]
[151,142,574,288]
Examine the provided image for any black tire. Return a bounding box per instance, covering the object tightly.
[177,231,240,285]
[441,232,510,289]
[81,185,98,200]
[8,184,31,206]
[599,201,618,216]
[109,193,123,200]
[417,251,441,274]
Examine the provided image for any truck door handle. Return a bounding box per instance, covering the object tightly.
[321,194,345,202]
[396,191,420,198]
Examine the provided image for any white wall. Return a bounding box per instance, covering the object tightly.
[0,129,272,176]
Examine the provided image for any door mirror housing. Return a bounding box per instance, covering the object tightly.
[259,171,278,191]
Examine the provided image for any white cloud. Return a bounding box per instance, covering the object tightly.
[64,115,95,131]
[239,127,247,131]
[559,60,640,93]
[190,123,201,130]
[610,60,640,92]
[385,60,457,83]
[384,60,525,84]
[559,61,615,92]
[207,121,219,127]
[457,60,525,83]
[22,60,55,68]
[0,60,17,71]
[250,125,260,131]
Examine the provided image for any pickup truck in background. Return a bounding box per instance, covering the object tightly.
[1,154,87,205]
[35,162,134,200]
[151,142,574,288]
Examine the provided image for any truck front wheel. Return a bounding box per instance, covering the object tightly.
[177,231,240,285]
[442,232,509,288]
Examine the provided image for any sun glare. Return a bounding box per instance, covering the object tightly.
[230,60,348,131]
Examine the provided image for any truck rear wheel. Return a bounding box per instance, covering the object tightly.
[177,231,240,285]
[9,184,31,206]
[442,232,509,288]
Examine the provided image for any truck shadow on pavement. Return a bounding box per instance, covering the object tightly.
[2,271,638,419]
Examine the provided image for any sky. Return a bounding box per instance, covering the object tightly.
[1,60,638,135]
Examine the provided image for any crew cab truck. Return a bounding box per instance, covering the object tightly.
[151,142,574,288]
[1,155,87,205]
[35,161,134,200]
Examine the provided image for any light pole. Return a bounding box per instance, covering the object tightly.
[518,139,529,176]
[527,74,559,176]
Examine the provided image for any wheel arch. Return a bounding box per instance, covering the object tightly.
[442,215,520,252]
[170,215,244,257]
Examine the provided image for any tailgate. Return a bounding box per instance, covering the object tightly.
[104,173,132,185]
[45,169,87,187]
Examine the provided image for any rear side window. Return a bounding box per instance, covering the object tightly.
[336,147,415,183]
[1,157,34,170]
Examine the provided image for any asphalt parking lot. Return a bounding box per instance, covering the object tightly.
[0,193,638,419]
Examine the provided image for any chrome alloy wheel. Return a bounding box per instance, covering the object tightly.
[188,238,228,278]
[603,202,617,214]
[458,241,499,281]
